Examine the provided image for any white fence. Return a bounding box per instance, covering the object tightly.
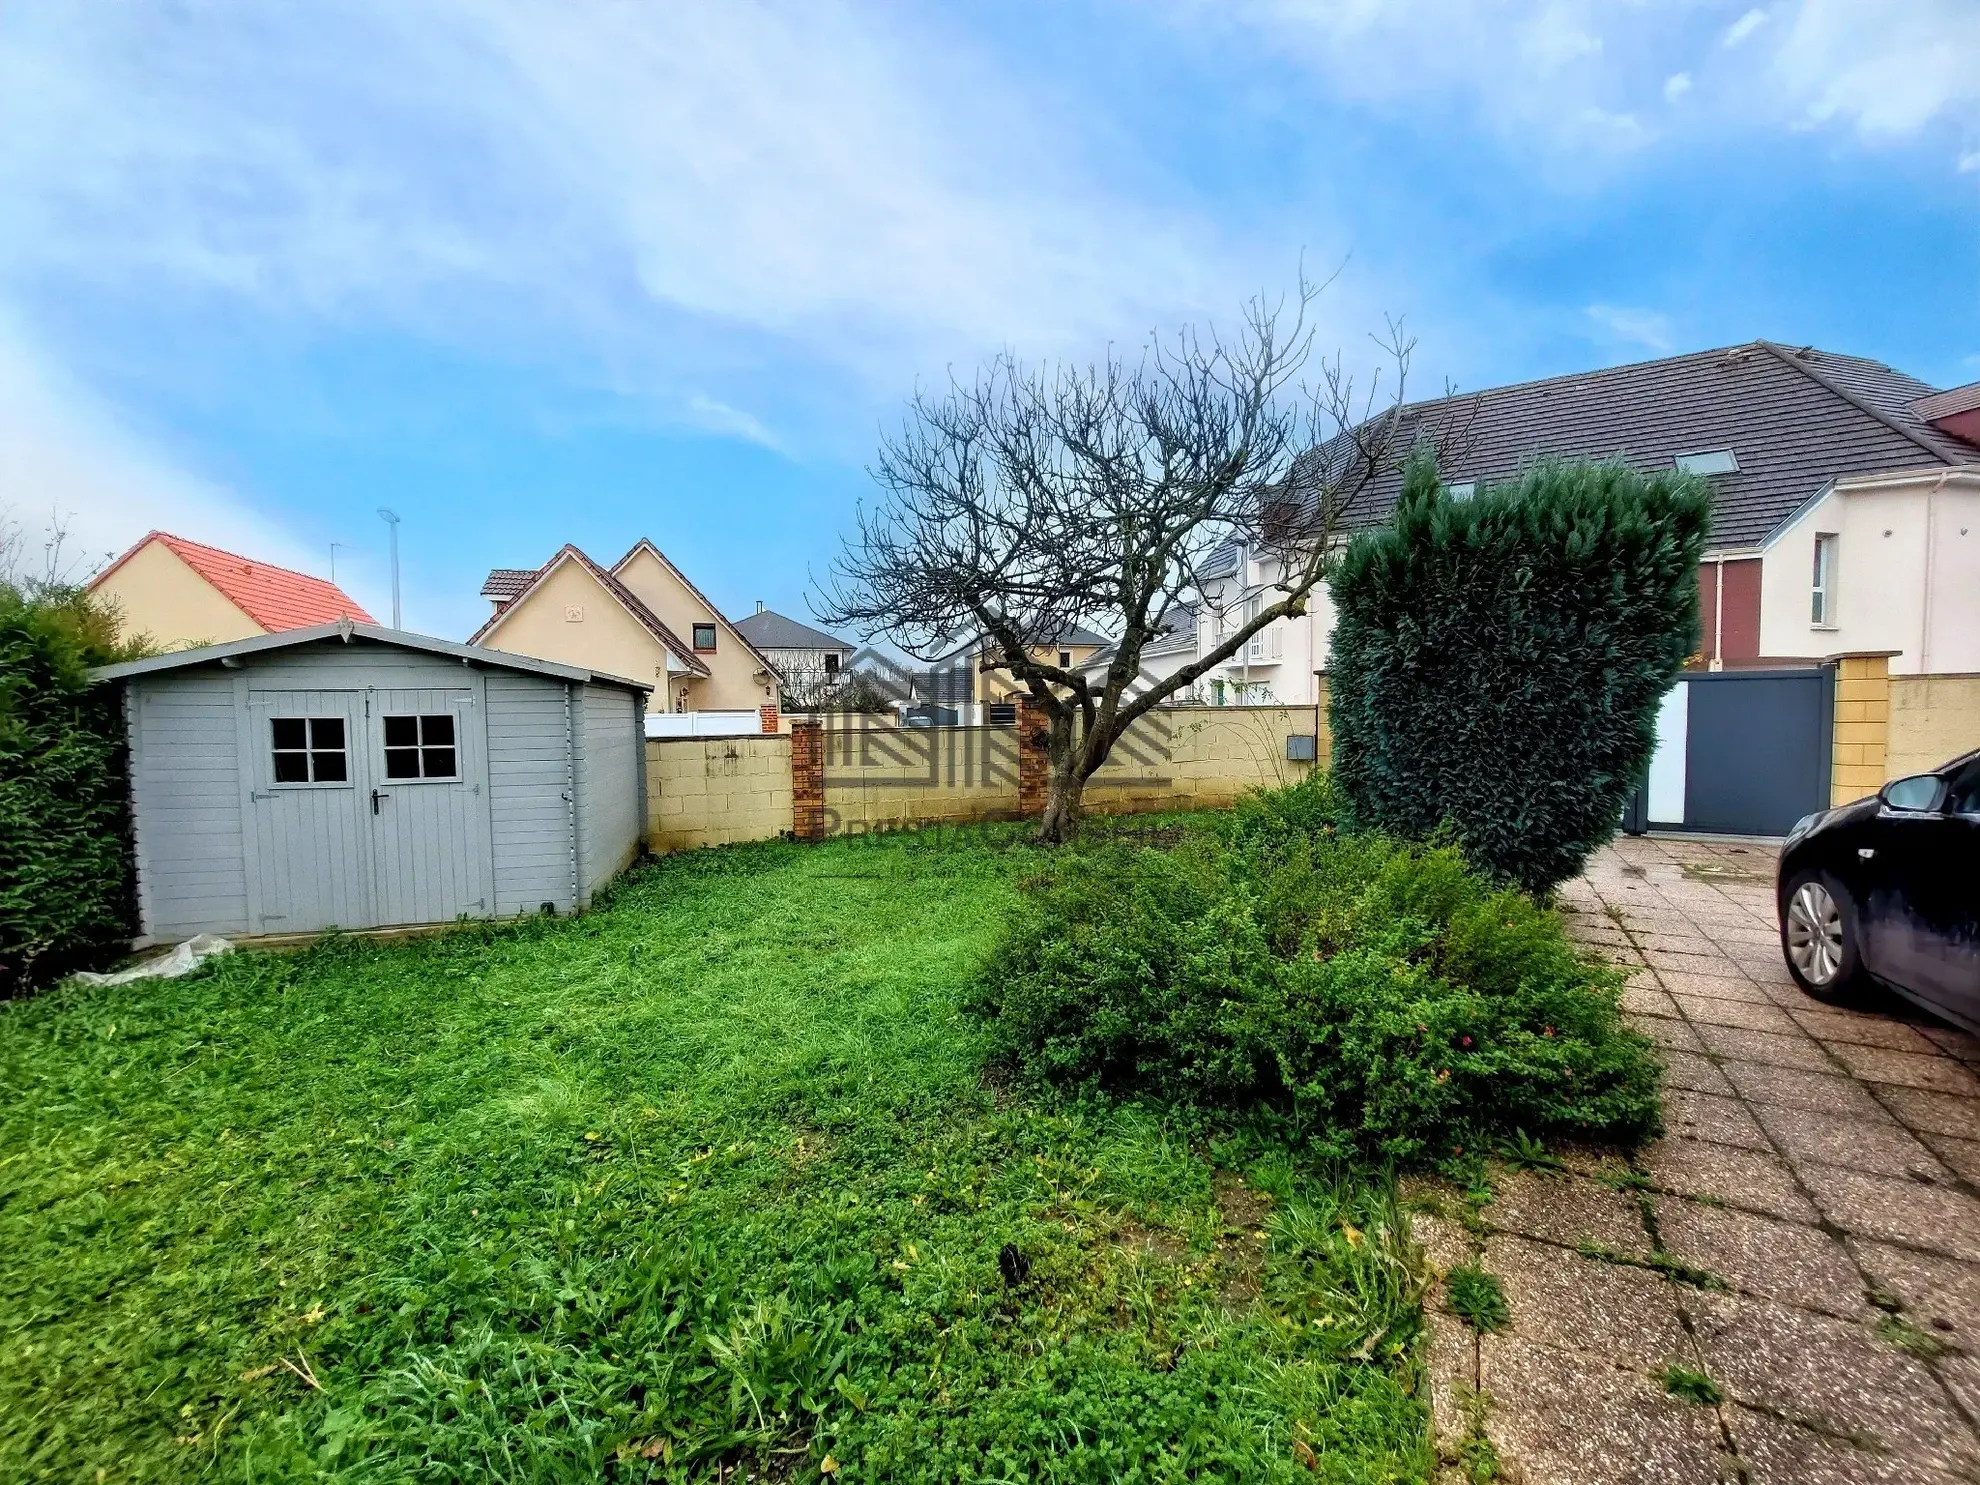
[645,710,765,738]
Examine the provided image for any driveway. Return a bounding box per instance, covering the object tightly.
[1421,833,1980,1483]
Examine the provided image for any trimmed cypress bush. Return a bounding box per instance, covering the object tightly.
[1328,454,1709,894]
[0,584,136,993]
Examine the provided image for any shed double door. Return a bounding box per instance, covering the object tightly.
[244,686,492,933]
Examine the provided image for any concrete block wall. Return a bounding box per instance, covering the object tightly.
[645,735,794,851]
[1888,673,1980,780]
[1830,653,1892,806]
[1084,704,1326,812]
[822,724,1020,833]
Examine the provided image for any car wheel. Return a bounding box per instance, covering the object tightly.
[1781,872,1861,1001]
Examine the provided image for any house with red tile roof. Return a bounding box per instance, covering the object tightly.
[88,531,372,651]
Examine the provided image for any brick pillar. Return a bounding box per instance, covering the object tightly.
[760,703,780,735]
[791,719,825,840]
[1016,694,1050,817]
[1830,651,1896,806]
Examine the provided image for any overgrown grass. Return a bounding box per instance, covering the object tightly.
[1,830,1435,1482]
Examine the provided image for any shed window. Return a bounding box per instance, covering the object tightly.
[271,717,348,784]
[1811,532,1838,626]
[692,623,717,651]
[383,713,458,779]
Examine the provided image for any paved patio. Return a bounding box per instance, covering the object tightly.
[1420,832,1980,1484]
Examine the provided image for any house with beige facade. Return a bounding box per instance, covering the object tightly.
[87,531,372,651]
[470,540,779,717]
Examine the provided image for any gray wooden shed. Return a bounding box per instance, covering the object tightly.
[92,622,650,945]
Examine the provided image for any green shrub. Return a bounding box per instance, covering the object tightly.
[1328,453,1709,893]
[0,583,136,992]
[971,785,1660,1160]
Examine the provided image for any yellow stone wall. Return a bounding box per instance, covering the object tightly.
[1830,653,1892,806]
[645,736,793,852]
[821,724,1022,833]
[1888,673,1980,780]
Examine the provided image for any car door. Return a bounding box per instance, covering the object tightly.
[1888,761,1980,1018]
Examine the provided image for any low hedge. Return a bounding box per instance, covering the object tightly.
[970,775,1659,1160]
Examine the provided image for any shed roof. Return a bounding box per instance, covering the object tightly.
[90,531,374,630]
[89,621,653,691]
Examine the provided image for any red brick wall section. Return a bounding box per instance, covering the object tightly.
[760,703,780,735]
[1016,694,1049,817]
[791,720,825,840]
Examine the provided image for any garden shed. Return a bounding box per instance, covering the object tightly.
[91,622,650,945]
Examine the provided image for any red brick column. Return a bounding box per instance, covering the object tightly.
[759,703,780,735]
[1016,694,1050,818]
[791,719,825,840]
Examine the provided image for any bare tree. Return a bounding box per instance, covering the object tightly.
[818,280,1457,843]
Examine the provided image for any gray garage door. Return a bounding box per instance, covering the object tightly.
[1626,667,1834,838]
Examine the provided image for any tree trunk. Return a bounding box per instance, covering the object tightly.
[1036,757,1085,844]
[1034,708,1085,844]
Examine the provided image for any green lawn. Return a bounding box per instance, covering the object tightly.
[1,830,1432,1483]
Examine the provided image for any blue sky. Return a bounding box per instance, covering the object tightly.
[1,0,1975,639]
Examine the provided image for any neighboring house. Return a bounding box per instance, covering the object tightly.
[1194,341,1980,702]
[732,605,853,703]
[1075,605,1199,700]
[89,623,649,943]
[87,531,371,651]
[471,540,779,714]
[971,627,1112,705]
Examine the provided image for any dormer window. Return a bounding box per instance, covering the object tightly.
[1675,449,1740,476]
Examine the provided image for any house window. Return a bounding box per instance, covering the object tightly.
[692,623,717,651]
[1811,533,1839,627]
[271,717,348,784]
[1676,449,1740,476]
[383,714,459,780]
[824,652,841,674]
[1058,650,1071,668]
[1445,481,1476,501]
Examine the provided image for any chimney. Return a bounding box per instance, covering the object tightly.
[756,600,765,614]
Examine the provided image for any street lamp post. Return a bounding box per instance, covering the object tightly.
[377,509,401,629]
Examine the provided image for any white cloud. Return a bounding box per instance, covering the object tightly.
[1765,0,1980,139]
[1586,304,1674,353]
[0,313,393,612]
[1722,9,1770,48]
[684,395,783,453]
[0,1,1252,390]
[1664,72,1693,101]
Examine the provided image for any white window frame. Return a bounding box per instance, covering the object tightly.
[1810,532,1839,628]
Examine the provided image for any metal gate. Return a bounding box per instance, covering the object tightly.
[1625,667,1834,838]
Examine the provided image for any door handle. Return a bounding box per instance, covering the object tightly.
[1858,847,1875,860]
[372,789,390,815]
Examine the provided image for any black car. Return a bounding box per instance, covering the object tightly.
[1777,748,1980,1033]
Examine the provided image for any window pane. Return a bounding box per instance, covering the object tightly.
[272,717,307,750]
[384,747,421,779]
[272,750,310,783]
[312,749,349,783]
[310,717,346,750]
[422,746,457,778]
[420,713,455,746]
[384,715,418,747]
[693,624,717,650]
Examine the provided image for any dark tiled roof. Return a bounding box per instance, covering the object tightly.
[732,608,850,652]
[480,568,539,601]
[1338,341,1976,549]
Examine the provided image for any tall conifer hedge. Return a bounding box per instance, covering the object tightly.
[0,585,136,993]
[1328,455,1710,893]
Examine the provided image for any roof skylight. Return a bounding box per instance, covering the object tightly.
[1675,449,1740,476]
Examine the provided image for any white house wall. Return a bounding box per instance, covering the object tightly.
[1760,476,1980,675]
